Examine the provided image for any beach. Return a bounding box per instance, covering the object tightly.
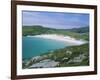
[27,34,87,45]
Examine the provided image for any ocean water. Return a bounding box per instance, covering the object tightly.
[22,37,74,59]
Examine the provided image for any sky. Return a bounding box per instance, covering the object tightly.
[22,11,89,29]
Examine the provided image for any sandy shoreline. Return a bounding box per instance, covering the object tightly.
[27,34,87,45]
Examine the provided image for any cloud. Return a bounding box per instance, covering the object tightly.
[22,11,89,29]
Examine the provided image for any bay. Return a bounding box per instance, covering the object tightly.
[22,37,74,59]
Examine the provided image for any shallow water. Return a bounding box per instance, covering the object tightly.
[22,37,75,59]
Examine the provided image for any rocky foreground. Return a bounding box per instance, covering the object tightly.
[23,43,89,69]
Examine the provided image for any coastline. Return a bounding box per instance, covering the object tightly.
[27,34,87,45]
[23,43,89,69]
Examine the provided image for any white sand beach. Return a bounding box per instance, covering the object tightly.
[27,34,87,45]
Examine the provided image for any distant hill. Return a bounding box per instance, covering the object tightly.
[22,25,89,40]
[66,26,89,33]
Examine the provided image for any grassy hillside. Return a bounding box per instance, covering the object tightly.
[66,26,89,33]
[22,25,89,40]
[41,43,89,67]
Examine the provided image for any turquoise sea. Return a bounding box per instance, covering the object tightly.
[22,37,74,59]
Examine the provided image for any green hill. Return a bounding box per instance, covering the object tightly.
[22,25,89,40]
[66,26,89,33]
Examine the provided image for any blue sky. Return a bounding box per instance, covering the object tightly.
[22,11,89,29]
